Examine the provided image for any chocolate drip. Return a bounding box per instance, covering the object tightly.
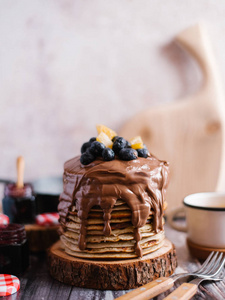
[134,228,142,257]
[78,221,87,250]
[58,155,169,257]
[103,208,112,236]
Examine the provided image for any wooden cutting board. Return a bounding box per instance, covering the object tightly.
[119,24,225,211]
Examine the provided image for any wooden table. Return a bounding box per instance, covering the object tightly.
[3,222,225,300]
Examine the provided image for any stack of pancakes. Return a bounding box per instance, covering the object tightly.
[59,155,169,259]
[60,199,167,259]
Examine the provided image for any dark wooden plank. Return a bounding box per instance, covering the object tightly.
[47,280,72,300]
[69,287,126,300]
[17,253,55,300]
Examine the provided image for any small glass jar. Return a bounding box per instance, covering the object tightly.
[3,183,36,224]
[0,224,29,275]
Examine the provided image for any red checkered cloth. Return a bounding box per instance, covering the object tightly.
[0,214,9,225]
[35,213,59,226]
[0,274,20,296]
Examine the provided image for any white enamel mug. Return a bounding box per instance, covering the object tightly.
[167,192,225,248]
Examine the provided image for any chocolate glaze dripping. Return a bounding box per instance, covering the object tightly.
[77,207,87,250]
[58,155,169,257]
[134,228,142,257]
[103,208,112,236]
[78,221,87,250]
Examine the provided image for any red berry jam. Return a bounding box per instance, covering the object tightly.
[3,183,35,224]
[0,224,29,275]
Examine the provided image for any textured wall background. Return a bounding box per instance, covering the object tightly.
[1,0,225,182]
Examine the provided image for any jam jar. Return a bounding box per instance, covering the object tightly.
[0,224,29,275]
[2,183,36,224]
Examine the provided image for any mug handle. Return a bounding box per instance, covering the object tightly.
[167,207,187,232]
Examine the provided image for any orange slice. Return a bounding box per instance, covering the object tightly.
[130,136,144,149]
[96,124,117,140]
[96,132,113,148]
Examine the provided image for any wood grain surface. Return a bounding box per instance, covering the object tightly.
[6,222,225,300]
[25,224,59,252]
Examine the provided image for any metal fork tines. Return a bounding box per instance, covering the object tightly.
[164,252,225,300]
[171,251,225,283]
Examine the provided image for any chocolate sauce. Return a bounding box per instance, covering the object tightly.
[58,155,169,257]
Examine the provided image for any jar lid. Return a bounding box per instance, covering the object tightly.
[35,213,59,226]
[0,274,20,296]
[0,214,9,225]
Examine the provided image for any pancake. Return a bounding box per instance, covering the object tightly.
[62,239,165,259]
[63,230,163,246]
[62,224,158,238]
[61,231,164,252]
[62,226,161,243]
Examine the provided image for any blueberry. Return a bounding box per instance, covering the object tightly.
[119,148,138,161]
[89,137,96,143]
[80,151,95,165]
[112,136,119,142]
[112,137,127,154]
[102,148,115,161]
[89,141,105,156]
[81,141,91,154]
[126,141,131,148]
[137,148,149,158]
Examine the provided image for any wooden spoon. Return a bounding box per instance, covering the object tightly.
[16,156,25,188]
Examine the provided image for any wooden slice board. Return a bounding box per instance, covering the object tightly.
[187,238,225,261]
[47,238,177,290]
[25,224,59,252]
[119,24,225,211]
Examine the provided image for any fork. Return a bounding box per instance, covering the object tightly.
[164,252,225,299]
[115,252,225,300]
